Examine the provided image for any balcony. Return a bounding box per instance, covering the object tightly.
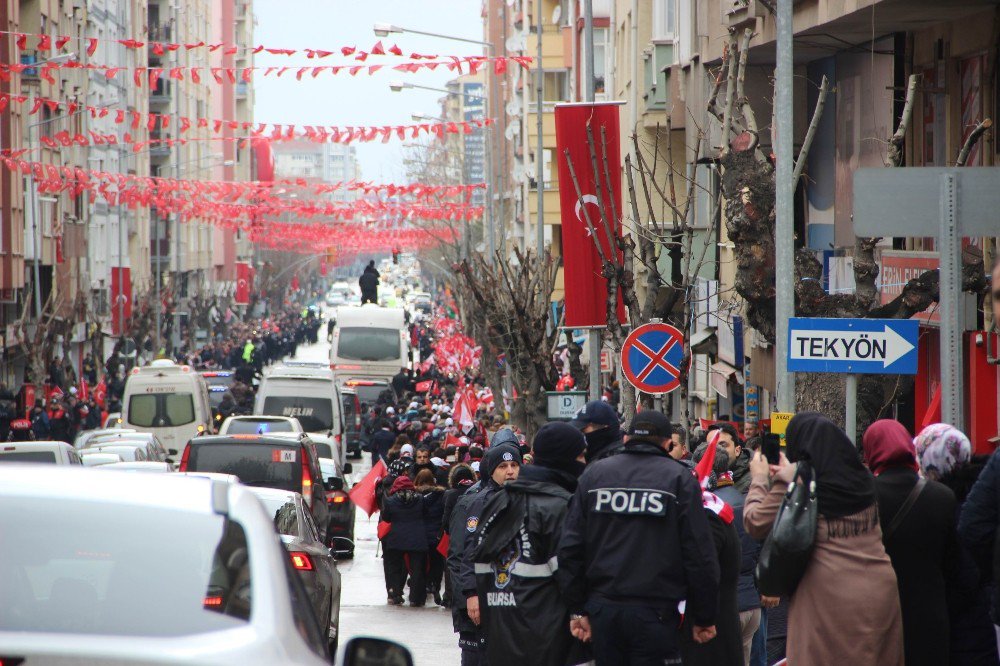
[20,53,40,81]
[149,78,172,106]
[149,130,171,158]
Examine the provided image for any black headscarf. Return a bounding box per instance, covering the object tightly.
[785,412,877,519]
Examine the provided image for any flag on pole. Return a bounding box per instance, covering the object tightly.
[693,430,734,524]
[348,458,387,517]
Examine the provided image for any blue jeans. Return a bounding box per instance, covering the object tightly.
[750,606,768,666]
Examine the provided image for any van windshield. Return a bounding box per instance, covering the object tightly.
[128,394,196,428]
[336,327,400,362]
[261,397,333,433]
[188,443,299,492]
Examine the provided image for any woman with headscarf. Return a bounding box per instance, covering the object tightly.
[743,412,904,665]
[381,475,428,606]
[920,424,1000,666]
[862,419,962,666]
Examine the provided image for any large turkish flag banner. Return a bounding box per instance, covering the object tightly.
[110,266,132,336]
[235,262,252,304]
[554,102,626,328]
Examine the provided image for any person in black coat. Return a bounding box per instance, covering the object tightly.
[416,469,447,606]
[680,446,744,666]
[370,420,396,467]
[380,475,428,606]
[863,420,964,666]
[359,261,380,305]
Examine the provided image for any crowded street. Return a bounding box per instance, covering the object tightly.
[2,0,1000,665]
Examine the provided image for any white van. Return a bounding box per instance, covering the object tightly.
[120,359,214,457]
[254,363,344,447]
[329,305,409,383]
[0,441,82,465]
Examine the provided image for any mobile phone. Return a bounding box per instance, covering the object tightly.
[762,434,782,465]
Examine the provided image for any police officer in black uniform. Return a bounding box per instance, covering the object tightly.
[557,410,721,665]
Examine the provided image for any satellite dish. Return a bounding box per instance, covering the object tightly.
[504,124,517,140]
[506,99,521,116]
[551,5,562,24]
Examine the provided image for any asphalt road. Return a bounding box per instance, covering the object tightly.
[293,331,461,665]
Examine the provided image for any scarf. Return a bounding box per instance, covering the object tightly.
[785,412,877,519]
[861,419,919,476]
[914,423,972,480]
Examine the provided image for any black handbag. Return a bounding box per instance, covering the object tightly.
[754,462,818,597]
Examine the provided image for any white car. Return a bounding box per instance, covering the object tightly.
[103,461,175,473]
[82,444,148,462]
[81,452,125,467]
[0,466,331,664]
[0,441,83,465]
[218,415,304,436]
[86,431,172,462]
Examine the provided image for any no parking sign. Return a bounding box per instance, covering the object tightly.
[621,323,687,395]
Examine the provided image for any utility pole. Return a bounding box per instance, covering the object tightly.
[774,0,795,412]
[535,0,544,255]
[582,0,601,403]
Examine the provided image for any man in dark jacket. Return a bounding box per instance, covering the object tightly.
[448,430,522,666]
[558,410,720,665]
[472,422,587,666]
[709,422,751,492]
[359,261,380,305]
[370,419,396,467]
[570,400,624,462]
[381,475,427,606]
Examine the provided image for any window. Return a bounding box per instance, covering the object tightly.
[0,451,57,463]
[593,27,609,96]
[653,0,676,41]
[188,443,300,492]
[0,500,252,636]
[542,70,569,102]
[335,327,401,362]
[127,393,196,427]
[261,396,335,433]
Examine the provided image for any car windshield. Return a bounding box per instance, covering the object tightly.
[261,397,333,432]
[312,442,333,459]
[335,327,400,362]
[208,390,232,408]
[0,451,57,463]
[255,495,300,537]
[226,419,296,435]
[187,443,300,493]
[0,498,252,636]
[128,393,196,427]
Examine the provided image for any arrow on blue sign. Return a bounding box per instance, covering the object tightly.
[787,318,919,375]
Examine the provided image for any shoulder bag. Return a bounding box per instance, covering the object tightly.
[754,462,818,597]
[882,478,926,542]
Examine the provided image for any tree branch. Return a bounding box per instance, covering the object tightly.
[956,118,993,167]
[887,74,918,167]
[792,75,829,184]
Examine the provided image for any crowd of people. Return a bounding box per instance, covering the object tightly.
[363,372,1000,666]
[0,304,323,444]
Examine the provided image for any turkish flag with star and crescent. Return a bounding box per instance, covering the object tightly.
[110,266,132,336]
[554,102,626,328]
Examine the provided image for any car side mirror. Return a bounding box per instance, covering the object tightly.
[325,477,344,492]
[168,449,178,456]
[343,463,352,475]
[340,637,414,666]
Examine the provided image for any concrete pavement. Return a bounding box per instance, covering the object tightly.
[291,334,461,665]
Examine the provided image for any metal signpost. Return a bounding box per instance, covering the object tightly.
[787,317,920,442]
[620,322,687,395]
[854,167,1000,433]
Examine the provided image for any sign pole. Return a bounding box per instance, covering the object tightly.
[774,0,795,412]
[845,373,857,445]
[939,173,964,431]
[589,330,601,401]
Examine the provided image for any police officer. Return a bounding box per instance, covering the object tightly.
[557,410,720,665]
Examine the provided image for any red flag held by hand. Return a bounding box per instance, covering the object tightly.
[348,458,387,517]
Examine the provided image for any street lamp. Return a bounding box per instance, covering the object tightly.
[411,112,447,122]
[389,81,485,101]
[373,23,490,48]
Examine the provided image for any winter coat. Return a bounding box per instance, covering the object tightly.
[472,467,579,666]
[715,483,761,612]
[958,447,1000,622]
[679,511,743,666]
[370,429,396,463]
[731,448,752,493]
[875,467,962,666]
[447,481,484,633]
[744,464,904,666]
[420,487,446,549]
[381,489,427,552]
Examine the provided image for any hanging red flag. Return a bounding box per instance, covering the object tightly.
[110,266,132,336]
[234,261,252,304]
[349,458,388,517]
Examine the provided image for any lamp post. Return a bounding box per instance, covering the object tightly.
[391,82,494,262]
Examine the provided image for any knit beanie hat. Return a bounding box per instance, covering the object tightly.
[532,422,587,476]
[481,442,522,479]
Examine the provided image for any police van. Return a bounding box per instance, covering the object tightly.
[329,305,409,383]
[120,360,214,458]
[254,362,345,456]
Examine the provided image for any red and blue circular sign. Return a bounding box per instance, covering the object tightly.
[621,322,687,394]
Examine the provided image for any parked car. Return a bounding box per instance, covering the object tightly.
[74,427,127,450]
[200,370,235,390]
[340,388,363,459]
[103,461,175,473]
[219,415,303,436]
[85,430,173,462]
[83,444,148,463]
[249,487,342,656]
[340,378,396,410]
[81,452,125,467]
[0,441,83,465]
[179,434,330,543]
[319,457,355,557]
[102,412,122,428]
[0,466,331,664]
[121,360,215,453]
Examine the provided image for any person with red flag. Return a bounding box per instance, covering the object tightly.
[348,458,388,518]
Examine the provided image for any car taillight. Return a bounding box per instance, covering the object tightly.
[328,492,348,504]
[203,595,224,608]
[333,434,342,445]
[179,443,192,471]
[301,455,313,506]
[290,552,313,571]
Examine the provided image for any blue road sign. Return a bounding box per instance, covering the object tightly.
[787,318,919,375]
[621,322,687,394]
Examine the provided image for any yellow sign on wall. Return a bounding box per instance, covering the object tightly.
[771,412,794,436]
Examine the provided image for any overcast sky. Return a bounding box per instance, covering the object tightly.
[253,1,484,182]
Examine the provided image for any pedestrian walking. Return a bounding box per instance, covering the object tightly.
[415,468,447,606]
[558,410,720,665]
[442,463,477,608]
[744,412,904,666]
[862,419,963,666]
[380,475,428,606]
[471,422,588,666]
[915,423,1000,666]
